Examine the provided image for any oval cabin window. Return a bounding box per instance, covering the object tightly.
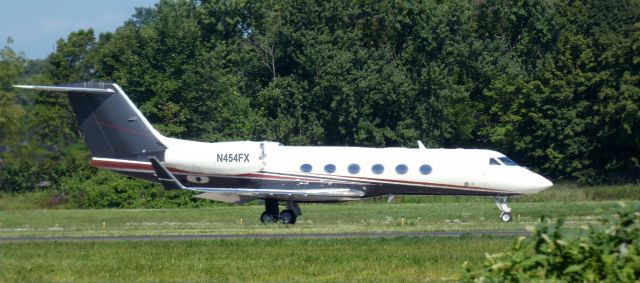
[324,164,336,173]
[395,164,408,175]
[419,164,432,175]
[300,164,312,173]
[371,164,384,174]
[348,164,360,174]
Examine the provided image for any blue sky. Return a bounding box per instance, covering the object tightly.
[0,0,159,59]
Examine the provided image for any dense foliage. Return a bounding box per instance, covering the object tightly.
[1,0,639,206]
[463,204,640,282]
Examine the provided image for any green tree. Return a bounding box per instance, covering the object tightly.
[47,29,97,83]
[7,0,640,199]
[94,0,262,140]
[0,44,25,145]
[476,0,640,183]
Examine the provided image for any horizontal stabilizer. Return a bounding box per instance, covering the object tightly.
[13,84,115,94]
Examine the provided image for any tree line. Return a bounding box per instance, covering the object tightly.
[1,0,639,205]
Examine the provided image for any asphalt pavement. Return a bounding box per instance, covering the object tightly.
[0,230,530,243]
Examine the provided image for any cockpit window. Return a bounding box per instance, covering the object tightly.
[489,158,501,165]
[498,157,518,166]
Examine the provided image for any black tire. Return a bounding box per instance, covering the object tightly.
[279,210,297,224]
[500,212,513,222]
[260,211,277,224]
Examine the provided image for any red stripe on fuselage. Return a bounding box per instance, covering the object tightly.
[238,173,321,182]
[90,159,329,182]
[90,159,189,173]
[90,159,503,193]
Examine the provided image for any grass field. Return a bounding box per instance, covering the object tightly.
[0,201,636,238]
[0,237,511,282]
[1,185,638,282]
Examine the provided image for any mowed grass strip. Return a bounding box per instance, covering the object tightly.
[0,236,511,282]
[3,184,639,210]
[0,201,635,237]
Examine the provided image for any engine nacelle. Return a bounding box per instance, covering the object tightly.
[164,141,265,175]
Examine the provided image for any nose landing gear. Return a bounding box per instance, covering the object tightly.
[494,196,512,222]
[260,199,301,224]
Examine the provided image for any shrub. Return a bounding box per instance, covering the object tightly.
[463,203,640,282]
[58,170,224,209]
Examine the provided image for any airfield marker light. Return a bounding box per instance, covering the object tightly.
[101,220,106,229]
[401,218,405,226]
[240,218,244,225]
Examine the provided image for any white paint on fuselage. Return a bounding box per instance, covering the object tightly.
[115,85,553,199]
[264,146,552,194]
[160,138,552,195]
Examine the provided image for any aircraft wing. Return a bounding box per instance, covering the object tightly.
[148,157,365,204]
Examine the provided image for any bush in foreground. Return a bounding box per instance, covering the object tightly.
[463,204,640,282]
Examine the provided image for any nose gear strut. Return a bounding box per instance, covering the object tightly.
[494,196,513,222]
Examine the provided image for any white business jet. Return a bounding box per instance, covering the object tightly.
[15,82,553,224]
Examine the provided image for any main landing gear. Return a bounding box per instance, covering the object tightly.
[260,199,301,225]
[494,196,513,222]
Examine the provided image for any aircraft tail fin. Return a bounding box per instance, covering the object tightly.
[14,82,167,161]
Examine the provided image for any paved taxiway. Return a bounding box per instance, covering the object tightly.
[0,230,529,243]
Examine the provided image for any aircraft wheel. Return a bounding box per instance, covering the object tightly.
[500,212,513,222]
[279,210,297,224]
[260,212,277,224]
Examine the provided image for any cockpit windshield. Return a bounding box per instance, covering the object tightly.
[498,157,518,166]
[489,158,501,165]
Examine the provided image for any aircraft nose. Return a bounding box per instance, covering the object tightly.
[531,174,553,192]
[513,171,553,194]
